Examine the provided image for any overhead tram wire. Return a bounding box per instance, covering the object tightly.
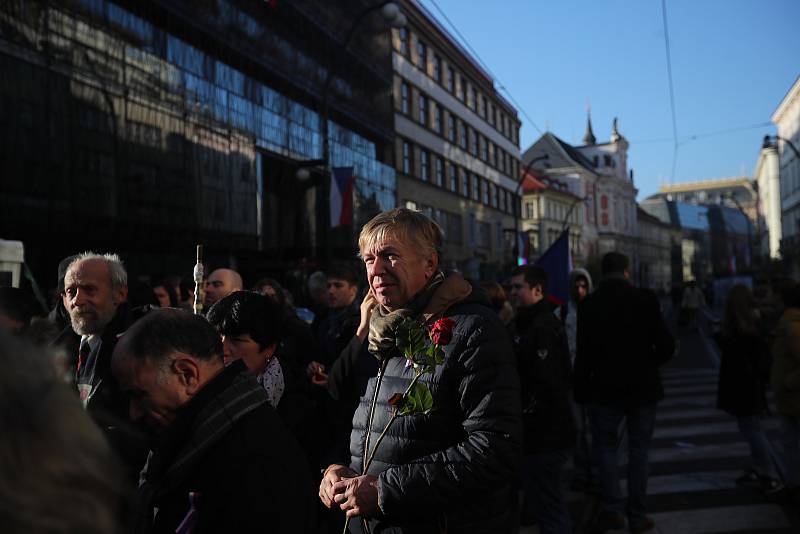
[424,0,543,135]
[661,0,679,182]
[631,121,774,145]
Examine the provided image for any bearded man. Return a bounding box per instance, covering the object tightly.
[319,208,522,533]
[54,251,149,481]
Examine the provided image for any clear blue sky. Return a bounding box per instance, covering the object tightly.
[420,0,800,199]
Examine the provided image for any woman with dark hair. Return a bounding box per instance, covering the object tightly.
[717,284,784,494]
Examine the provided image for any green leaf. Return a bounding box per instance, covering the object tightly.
[434,345,445,365]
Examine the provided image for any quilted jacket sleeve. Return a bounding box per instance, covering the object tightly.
[376,316,522,519]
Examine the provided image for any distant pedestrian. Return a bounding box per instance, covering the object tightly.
[559,268,595,492]
[575,252,675,534]
[771,283,800,503]
[510,265,575,534]
[681,280,706,331]
[716,284,784,494]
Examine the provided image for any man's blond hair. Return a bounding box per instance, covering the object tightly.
[358,208,442,263]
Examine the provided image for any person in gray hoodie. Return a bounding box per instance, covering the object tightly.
[558,268,594,491]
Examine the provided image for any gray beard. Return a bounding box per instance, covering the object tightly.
[70,311,113,337]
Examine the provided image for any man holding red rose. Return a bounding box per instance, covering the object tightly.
[319,208,522,533]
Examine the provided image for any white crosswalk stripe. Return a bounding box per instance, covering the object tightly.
[619,366,796,533]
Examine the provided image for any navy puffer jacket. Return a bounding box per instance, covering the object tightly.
[348,291,522,533]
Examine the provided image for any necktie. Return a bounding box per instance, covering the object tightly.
[77,340,91,378]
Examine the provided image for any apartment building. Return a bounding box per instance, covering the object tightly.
[391,0,521,278]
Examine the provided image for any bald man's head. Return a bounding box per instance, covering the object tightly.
[204,268,243,307]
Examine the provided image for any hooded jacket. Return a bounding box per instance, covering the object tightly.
[771,307,800,416]
[348,283,521,533]
[559,268,593,365]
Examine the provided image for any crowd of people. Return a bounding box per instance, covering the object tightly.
[0,207,798,534]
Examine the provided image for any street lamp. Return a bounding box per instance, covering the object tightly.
[764,134,800,160]
[298,2,405,260]
[513,154,550,264]
[561,195,589,232]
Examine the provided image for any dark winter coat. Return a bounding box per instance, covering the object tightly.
[315,301,360,368]
[513,299,576,454]
[52,302,151,482]
[716,331,769,417]
[574,277,675,407]
[348,290,522,534]
[134,360,315,534]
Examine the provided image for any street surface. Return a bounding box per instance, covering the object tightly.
[523,307,800,533]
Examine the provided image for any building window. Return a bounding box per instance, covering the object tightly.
[459,120,467,149]
[490,183,498,208]
[420,149,429,181]
[433,103,442,133]
[601,194,608,209]
[398,28,409,55]
[461,168,469,197]
[499,187,506,212]
[432,55,441,82]
[489,104,495,126]
[456,74,464,101]
[482,179,489,204]
[592,155,598,167]
[448,213,463,245]
[447,66,455,93]
[435,156,444,187]
[480,136,488,161]
[469,86,477,110]
[478,221,491,249]
[501,151,507,174]
[604,154,612,166]
[525,201,534,219]
[472,174,480,201]
[469,128,477,155]
[418,94,427,126]
[447,114,455,142]
[481,96,488,119]
[488,142,495,167]
[449,164,458,192]
[400,82,409,114]
[402,141,411,174]
[417,40,427,71]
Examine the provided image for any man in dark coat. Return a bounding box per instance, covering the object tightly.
[112,309,316,534]
[510,265,575,533]
[574,252,675,534]
[54,252,149,482]
[319,208,521,533]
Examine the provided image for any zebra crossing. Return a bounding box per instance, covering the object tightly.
[592,366,798,534]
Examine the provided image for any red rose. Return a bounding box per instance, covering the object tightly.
[430,317,455,346]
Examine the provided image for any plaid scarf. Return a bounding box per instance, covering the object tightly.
[134,362,267,533]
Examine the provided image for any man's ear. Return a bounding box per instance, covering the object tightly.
[424,251,439,279]
[114,285,129,305]
[173,356,201,395]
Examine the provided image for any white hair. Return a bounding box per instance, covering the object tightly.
[68,252,128,291]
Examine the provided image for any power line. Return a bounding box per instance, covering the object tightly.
[661,0,679,182]
[632,121,773,145]
[423,0,543,136]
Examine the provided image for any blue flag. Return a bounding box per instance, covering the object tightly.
[535,230,572,306]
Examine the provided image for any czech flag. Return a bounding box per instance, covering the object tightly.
[330,166,355,228]
[536,230,572,306]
